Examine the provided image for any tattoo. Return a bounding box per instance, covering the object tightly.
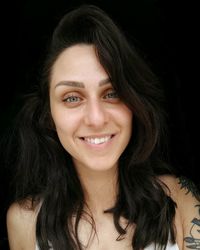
[184,205,200,249]
[178,176,200,198]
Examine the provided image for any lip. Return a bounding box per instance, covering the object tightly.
[78,133,116,148]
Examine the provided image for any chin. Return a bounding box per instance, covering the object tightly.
[74,157,118,173]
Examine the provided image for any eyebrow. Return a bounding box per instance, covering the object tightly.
[54,78,111,89]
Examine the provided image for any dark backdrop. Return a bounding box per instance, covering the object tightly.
[0,1,199,249]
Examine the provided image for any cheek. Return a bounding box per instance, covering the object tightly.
[51,108,82,136]
[52,112,79,151]
[113,105,133,127]
[124,108,133,125]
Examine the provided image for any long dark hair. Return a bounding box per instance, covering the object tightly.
[8,5,176,250]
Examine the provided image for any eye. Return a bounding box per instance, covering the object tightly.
[103,90,119,100]
[63,95,81,103]
[62,94,83,107]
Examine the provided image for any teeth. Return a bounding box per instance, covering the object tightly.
[84,136,111,145]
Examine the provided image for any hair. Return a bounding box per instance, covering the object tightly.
[7,4,177,250]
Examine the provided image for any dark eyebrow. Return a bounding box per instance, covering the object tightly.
[55,81,84,89]
[99,78,111,86]
[54,78,111,89]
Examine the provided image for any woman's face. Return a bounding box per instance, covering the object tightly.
[50,44,132,173]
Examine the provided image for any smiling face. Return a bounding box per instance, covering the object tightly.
[49,44,132,173]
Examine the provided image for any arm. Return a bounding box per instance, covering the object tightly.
[6,202,38,250]
[160,175,200,250]
[177,176,200,249]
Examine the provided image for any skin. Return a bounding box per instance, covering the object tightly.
[6,44,200,250]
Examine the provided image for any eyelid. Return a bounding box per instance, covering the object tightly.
[62,92,83,106]
[62,91,81,99]
[103,89,119,99]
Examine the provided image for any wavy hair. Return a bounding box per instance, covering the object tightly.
[8,4,176,250]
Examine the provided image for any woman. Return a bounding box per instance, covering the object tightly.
[6,4,200,250]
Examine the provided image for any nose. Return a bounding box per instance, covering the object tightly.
[84,98,108,128]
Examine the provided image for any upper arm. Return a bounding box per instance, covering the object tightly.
[6,202,37,250]
[160,175,200,250]
[176,176,200,250]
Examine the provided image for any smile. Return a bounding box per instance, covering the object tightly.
[81,135,114,145]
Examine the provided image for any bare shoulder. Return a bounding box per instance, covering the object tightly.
[7,200,40,250]
[158,175,200,249]
[158,174,200,199]
[158,174,200,205]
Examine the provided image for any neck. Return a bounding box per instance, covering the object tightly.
[77,165,118,216]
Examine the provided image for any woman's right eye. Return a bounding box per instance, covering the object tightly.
[63,95,81,103]
[62,94,83,107]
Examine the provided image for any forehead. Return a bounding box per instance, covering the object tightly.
[50,44,109,88]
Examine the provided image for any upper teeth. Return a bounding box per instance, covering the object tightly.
[84,136,111,145]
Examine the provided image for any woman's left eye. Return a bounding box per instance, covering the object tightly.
[104,90,119,99]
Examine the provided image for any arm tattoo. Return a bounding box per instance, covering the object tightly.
[178,176,200,198]
[184,205,200,249]
[178,177,200,248]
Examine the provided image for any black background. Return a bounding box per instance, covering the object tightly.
[0,0,199,248]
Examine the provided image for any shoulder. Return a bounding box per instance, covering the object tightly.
[158,174,200,210]
[7,200,40,250]
[158,175,200,249]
